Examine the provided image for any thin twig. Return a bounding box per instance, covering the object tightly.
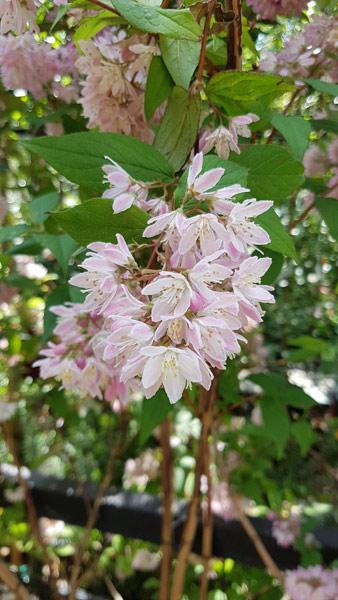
[104,575,124,600]
[159,418,174,600]
[229,493,284,583]
[170,378,218,600]
[199,439,213,600]
[0,558,30,600]
[196,0,217,85]
[68,418,129,600]
[310,449,338,482]
[226,0,242,70]
[288,200,315,231]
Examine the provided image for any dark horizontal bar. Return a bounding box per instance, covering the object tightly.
[1,464,337,571]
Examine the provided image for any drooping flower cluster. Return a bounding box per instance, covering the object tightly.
[260,15,338,83]
[0,33,79,101]
[0,0,38,35]
[247,0,308,20]
[303,139,338,199]
[200,114,259,160]
[76,28,157,140]
[270,510,301,547]
[36,152,274,405]
[33,303,116,401]
[285,565,338,600]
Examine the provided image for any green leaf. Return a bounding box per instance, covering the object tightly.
[43,285,70,341]
[206,38,228,66]
[315,197,338,241]
[54,199,148,245]
[34,233,78,275]
[306,79,338,96]
[271,114,311,161]
[28,191,59,224]
[288,336,329,362]
[106,0,201,40]
[311,119,338,134]
[154,86,200,171]
[160,36,200,90]
[23,132,174,194]
[291,420,317,456]
[232,145,304,204]
[251,373,314,409]
[218,361,240,405]
[0,224,28,243]
[259,396,290,457]
[207,72,294,114]
[144,56,174,121]
[260,248,283,285]
[139,389,171,444]
[73,12,122,47]
[256,208,297,261]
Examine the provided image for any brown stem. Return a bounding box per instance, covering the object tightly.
[196,0,217,85]
[199,440,213,600]
[170,378,217,600]
[87,0,120,14]
[2,423,61,599]
[159,418,174,600]
[229,493,284,583]
[226,0,242,70]
[0,558,30,600]
[68,418,128,600]
[288,200,315,231]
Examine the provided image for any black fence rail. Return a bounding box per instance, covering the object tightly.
[1,463,338,574]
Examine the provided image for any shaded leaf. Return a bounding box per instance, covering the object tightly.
[54,199,148,245]
[291,420,317,456]
[0,224,28,243]
[139,389,171,444]
[28,191,59,224]
[251,373,314,409]
[259,396,290,457]
[316,197,338,241]
[34,233,78,275]
[256,209,297,261]
[271,114,311,161]
[306,79,338,96]
[160,36,200,89]
[144,56,174,121]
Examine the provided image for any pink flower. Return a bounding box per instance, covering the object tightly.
[178,214,228,256]
[142,272,193,322]
[139,346,212,404]
[187,152,225,198]
[247,0,308,20]
[69,235,136,314]
[232,256,274,305]
[303,145,328,178]
[143,210,183,238]
[219,199,272,257]
[229,114,259,139]
[102,157,148,213]
[154,317,191,345]
[102,317,154,365]
[271,513,301,548]
[285,565,338,600]
[187,315,242,368]
[0,0,38,34]
[188,251,231,301]
[202,126,240,160]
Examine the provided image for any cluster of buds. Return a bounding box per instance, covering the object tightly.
[36,151,275,405]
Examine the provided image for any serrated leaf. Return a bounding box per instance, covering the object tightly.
[106,0,201,40]
[54,199,148,246]
[28,191,59,224]
[306,79,338,96]
[315,197,338,241]
[207,71,294,114]
[271,114,311,161]
[251,373,315,409]
[256,208,297,261]
[291,420,317,456]
[160,36,200,89]
[154,86,200,171]
[139,389,171,444]
[232,145,304,204]
[0,224,28,243]
[144,56,174,121]
[259,396,290,457]
[34,233,78,275]
[23,132,174,194]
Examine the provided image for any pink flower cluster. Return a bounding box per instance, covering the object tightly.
[0,0,37,35]
[0,33,79,101]
[303,139,338,199]
[270,512,301,547]
[36,153,274,405]
[260,15,338,83]
[285,566,338,600]
[201,114,259,161]
[76,28,156,140]
[34,303,126,403]
[247,0,308,20]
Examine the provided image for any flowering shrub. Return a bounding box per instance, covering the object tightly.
[0,0,337,599]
